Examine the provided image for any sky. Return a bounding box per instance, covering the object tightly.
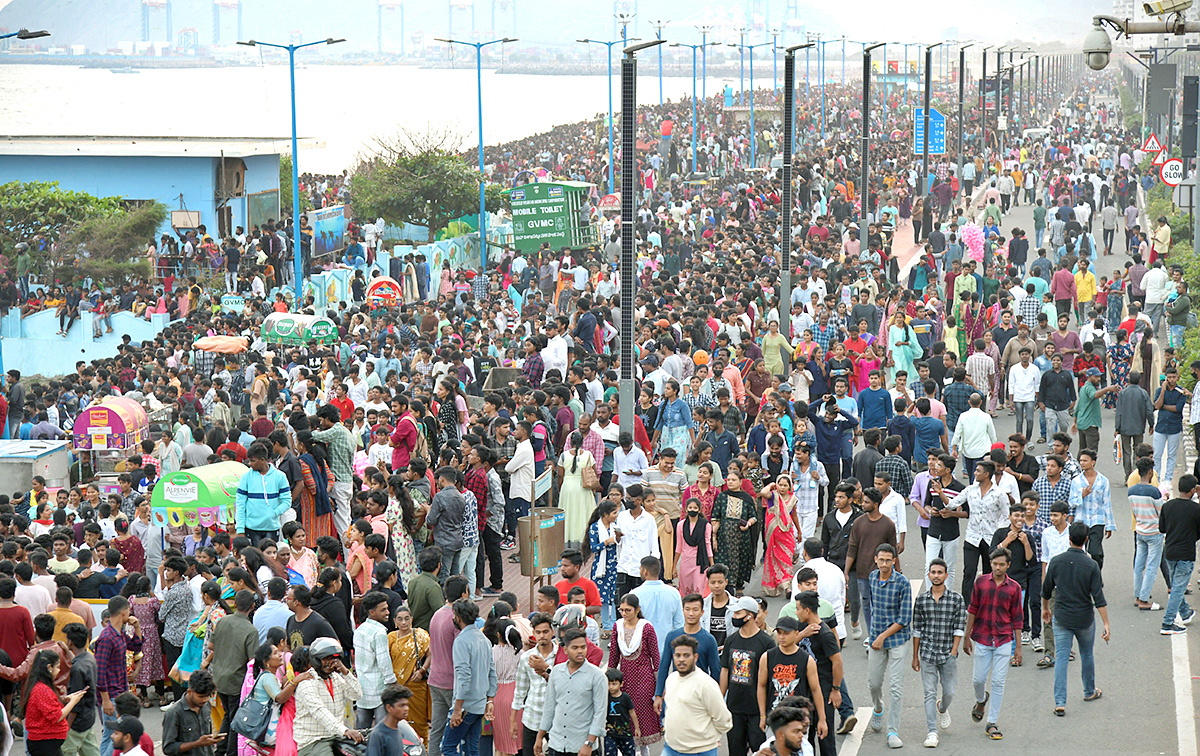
[0,0,1113,50]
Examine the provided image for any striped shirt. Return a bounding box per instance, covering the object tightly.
[310,423,355,482]
[1069,472,1115,532]
[1032,474,1073,523]
[352,618,396,709]
[513,643,557,729]
[868,569,913,649]
[1129,482,1164,536]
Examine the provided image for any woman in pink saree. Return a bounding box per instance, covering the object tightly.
[759,474,801,596]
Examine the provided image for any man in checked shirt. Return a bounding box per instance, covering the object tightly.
[911,558,966,749]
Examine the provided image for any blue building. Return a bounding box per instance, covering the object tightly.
[0,135,294,236]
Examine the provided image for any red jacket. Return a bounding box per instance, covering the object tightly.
[24,681,68,741]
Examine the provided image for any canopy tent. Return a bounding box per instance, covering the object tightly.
[260,312,339,347]
[72,396,150,452]
[366,276,403,308]
[150,461,248,528]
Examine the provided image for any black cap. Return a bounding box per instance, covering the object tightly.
[111,716,144,741]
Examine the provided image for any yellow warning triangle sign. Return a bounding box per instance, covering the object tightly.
[1143,133,1163,153]
[1152,148,1169,165]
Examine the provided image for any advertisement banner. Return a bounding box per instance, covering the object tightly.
[312,205,347,258]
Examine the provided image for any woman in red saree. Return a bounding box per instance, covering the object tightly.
[759,474,801,596]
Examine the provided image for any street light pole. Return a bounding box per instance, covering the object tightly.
[730,40,773,168]
[435,36,516,271]
[920,42,943,242]
[671,40,717,175]
[618,38,667,441]
[580,37,635,194]
[238,36,345,302]
[650,19,669,105]
[771,28,782,95]
[861,43,886,225]
[698,25,712,103]
[980,45,993,158]
[779,43,810,332]
[737,27,747,104]
[958,43,974,203]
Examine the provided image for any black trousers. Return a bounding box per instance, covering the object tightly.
[615,573,643,607]
[478,527,504,591]
[162,640,183,700]
[522,725,538,756]
[821,462,842,518]
[218,691,241,756]
[1086,523,1106,571]
[961,538,990,596]
[26,739,65,756]
[728,712,765,756]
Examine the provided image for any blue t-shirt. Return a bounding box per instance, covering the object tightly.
[857,387,893,430]
[911,416,946,461]
[1154,386,1190,435]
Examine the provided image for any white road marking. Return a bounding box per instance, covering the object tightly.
[1173,632,1197,756]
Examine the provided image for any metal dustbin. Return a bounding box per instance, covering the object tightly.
[518,507,565,577]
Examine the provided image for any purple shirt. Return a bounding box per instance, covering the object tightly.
[426,605,460,690]
[1051,330,1082,372]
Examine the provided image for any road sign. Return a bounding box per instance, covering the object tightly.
[913,107,946,155]
[1143,133,1163,153]
[597,193,620,211]
[1172,178,1195,211]
[1160,158,1184,187]
[1152,149,1169,166]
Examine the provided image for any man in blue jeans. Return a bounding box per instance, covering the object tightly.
[94,595,144,756]
[442,599,498,756]
[1159,475,1200,635]
[1153,367,1189,487]
[1041,522,1110,714]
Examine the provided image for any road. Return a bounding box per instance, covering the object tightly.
[124,192,1194,756]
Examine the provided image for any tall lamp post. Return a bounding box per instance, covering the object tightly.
[580,36,636,193]
[736,27,748,104]
[770,27,783,95]
[860,43,886,225]
[920,42,943,241]
[846,39,869,88]
[957,43,974,201]
[670,40,719,174]
[779,42,811,330]
[697,24,713,102]
[618,38,667,440]
[650,19,669,105]
[980,45,994,156]
[433,36,516,270]
[729,39,774,168]
[238,36,345,302]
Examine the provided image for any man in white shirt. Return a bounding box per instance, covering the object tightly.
[613,433,649,490]
[874,473,909,560]
[540,321,570,378]
[1007,347,1041,441]
[614,488,660,598]
[643,356,671,398]
[345,366,369,409]
[791,538,848,641]
[14,563,53,617]
[1142,261,1172,333]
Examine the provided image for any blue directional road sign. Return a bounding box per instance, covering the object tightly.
[913,107,946,156]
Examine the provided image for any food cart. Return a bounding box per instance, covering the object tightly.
[365,276,403,309]
[150,461,248,529]
[72,396,151,476]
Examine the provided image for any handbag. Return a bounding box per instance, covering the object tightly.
[581,460,600,491]
[230,674,274,743]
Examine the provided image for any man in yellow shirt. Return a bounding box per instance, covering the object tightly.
[1074,259,1097,323]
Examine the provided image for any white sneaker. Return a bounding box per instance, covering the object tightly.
[924,732,939,748]
[938,708,951,730]
[852,624,863,640]
[888,732,904,749]
[1032,637,1044,652]
[1021,631,1031,646]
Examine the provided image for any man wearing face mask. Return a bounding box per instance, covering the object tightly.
[719,596,774,756]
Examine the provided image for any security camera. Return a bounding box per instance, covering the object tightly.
[1144,0,1192,17]
[1082,20,1112,71]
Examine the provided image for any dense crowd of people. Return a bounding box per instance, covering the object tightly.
[0,56,1196,756]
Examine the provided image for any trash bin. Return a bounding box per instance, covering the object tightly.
[518,507,565,577]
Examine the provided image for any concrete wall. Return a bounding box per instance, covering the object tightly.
[1,152,280,237]
[1,308,174,378]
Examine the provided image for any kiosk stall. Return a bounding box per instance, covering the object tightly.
[150,461,248,529]
[72,396,151,476]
